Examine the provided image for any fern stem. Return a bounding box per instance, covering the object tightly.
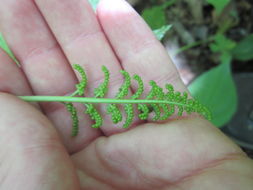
[69,91,79,97]
[19,96,189,107]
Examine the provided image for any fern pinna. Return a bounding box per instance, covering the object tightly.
[20,64,211,137]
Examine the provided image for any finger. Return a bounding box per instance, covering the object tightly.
[35,0,142,135]
[0,93,79,190]
[0,48,32,95]
[0,0,102,153]
[97,0,187,93]
[0,48,39,109]
[71,118,250,189]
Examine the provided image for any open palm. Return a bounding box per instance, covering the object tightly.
[0,0,252,189]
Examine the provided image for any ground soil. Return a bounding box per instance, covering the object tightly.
[136,0,253,75]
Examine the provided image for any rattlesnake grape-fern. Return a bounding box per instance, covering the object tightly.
[20,64,212,137]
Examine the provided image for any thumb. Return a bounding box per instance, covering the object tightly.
[0,93,80,190]
[72,117,253,189]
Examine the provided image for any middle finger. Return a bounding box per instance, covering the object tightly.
[35,0,141,134]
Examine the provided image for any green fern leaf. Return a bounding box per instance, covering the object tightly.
[86,65,109,128]
[94,66,110,98]
[137,104,150,120]
[107,104,122,124]
[146,80,161,121]
[132,74,150,120]
[123,104,134,128]
[73,64,87,96]
[131,74,144,100]
[64,103,79,137]
[84,103,102,128]
[20,64,212,137]
[107,69,131,125]
[116,70,131,98]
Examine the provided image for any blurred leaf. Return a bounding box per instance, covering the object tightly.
[209,34,236,53]
[141,5,166,30]
[88,0,100,11]
[206,0,230,14]
[220,51,232,65]
[232,34,253,61]
[209,34,236,65]
[153,25,172,40]
[189,61,237,127]
[0,32,20,66]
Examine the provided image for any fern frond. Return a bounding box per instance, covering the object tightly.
[20,64,212,137]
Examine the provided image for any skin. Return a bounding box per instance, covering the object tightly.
[0,0,252,189]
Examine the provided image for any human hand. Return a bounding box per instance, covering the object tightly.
[0,0,253,189]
